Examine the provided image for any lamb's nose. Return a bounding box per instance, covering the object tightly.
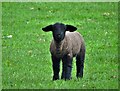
[57,34,61,38]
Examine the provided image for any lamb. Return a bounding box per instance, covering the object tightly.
[42,22,85,80]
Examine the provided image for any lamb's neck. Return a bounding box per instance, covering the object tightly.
[54,40,64,52]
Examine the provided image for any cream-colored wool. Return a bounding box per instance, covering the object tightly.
[50,31,85,58]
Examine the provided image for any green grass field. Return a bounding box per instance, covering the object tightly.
[2,2,118,89]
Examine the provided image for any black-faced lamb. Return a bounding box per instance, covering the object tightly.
[42,22,85,80]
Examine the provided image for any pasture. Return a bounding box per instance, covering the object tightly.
[2,2,118,89]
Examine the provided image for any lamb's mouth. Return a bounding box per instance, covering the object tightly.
[54,37,62,43]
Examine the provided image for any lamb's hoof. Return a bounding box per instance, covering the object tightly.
[53,78,59,81]
[61,77,72,81]
[53,76,59,81]
[77,73,83,78]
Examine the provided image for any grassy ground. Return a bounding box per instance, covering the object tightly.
[2,2,118,89]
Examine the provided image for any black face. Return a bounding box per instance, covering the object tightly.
[52,23,66,42]
[42,22,77,43]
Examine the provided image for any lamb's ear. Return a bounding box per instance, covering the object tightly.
[66,25,77,32]
[42,25,53,32]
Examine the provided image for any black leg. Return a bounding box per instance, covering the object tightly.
[61,54,73,80]
[76,47,85,78]
[52,56,60,80]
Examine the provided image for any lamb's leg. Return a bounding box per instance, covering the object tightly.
[52,56,60,80]
[61,54,73,80]
[76,45,85,78]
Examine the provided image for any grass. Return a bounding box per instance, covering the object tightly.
[2,2,118,89]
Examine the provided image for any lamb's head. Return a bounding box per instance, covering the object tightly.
[42,23,77,43]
